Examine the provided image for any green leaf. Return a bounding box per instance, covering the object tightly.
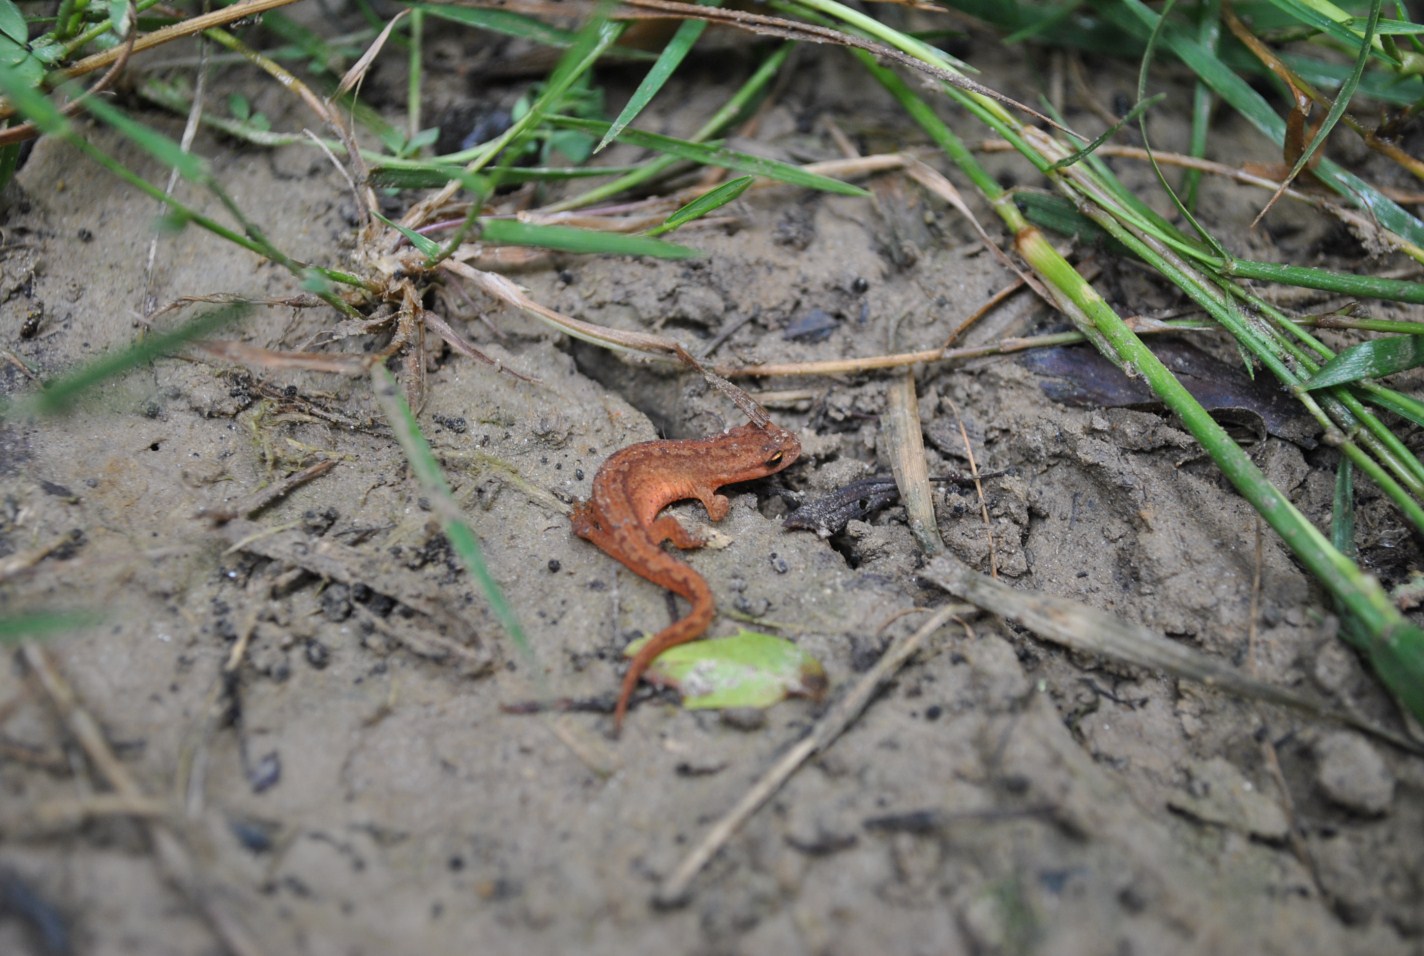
[629,628,828,710]
[107,0,129,38]
[647,175,753,236]
[553,115,870,197]
[478,218,698,259]
[1302,336,1424,390]
[545,128,595,164]
[27,35,63,65]
[405,126,440,153]
[0,45,42,89]
[0,0,27,44]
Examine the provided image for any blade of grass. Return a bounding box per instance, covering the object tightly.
[551,115,869,196]
[1220,259,1424,304]
[1303,335,1424,389]
[479,218,699,258]
[857,21,1424,725]
[1104,0,1424,257]
[646,175,753,236]
[369,364,534,663]
[397,10,626,237]
[415,4,601,51]
[3,303,251,417]
[543,41,794,213]
[0,611,101,644]
[597,0,719,153]
[1182,0,1221,210]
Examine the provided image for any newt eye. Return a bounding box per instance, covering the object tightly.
[766,451,784,466]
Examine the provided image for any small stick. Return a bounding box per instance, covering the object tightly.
[202,458,337,524]
[655,604,967,906]
[882,372,942,555]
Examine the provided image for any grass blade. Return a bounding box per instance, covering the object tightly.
[597,2,717,153]
[0,611,101,644]
[552,115,869,196]
[647,176,753,236]
[1303,336,1424,389]
[478,218,698,258]
[6,303,251,417]
[369,365,533,662]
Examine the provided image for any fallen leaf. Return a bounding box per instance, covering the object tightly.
[628,629,828,711]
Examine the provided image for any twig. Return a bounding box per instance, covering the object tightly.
[655,604,966,906]
[921,553,1422,753]
[882,372,942,555]
[201,458,337,523]
[942,394,997,577]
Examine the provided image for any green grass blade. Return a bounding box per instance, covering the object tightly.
[6,303,251,417]
[457,13,625,183]
[1104,0,1424,252]
[1222,259,1424,304]
[597,2,717,153]
[478,218,698,258]
[552,115,869,196]
[646,175,753,236]
[1182,0,1221,210]
[372,209,444,258]
[546,42,794,213]
[1263,0,1397,63]
[369,365,533,662]
[1359,384,1424,429]
[1303,335,1424,389]
[1275,0,1383,190]
[70,81,212,186]
[0,611,101,644]
[415,3,588,49]
[368,162,635,188]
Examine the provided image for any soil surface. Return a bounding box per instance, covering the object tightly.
[3,10,1424,956]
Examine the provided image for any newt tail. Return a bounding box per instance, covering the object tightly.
[613,564,713,730]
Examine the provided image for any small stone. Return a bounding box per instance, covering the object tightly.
[1315,732,1394,815]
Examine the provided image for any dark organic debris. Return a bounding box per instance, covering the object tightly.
[1021,340,1316,447]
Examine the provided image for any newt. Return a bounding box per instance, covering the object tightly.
[571,420,801,733]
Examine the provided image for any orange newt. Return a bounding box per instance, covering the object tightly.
[571,420,801,733]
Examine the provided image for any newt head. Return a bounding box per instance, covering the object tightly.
[717,420,802,484]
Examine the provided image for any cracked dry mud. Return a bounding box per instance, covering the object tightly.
[3,26,1424,956]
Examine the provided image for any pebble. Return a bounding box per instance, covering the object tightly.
[1315,732,1394,816]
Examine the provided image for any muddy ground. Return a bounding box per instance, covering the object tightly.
[2,10,1423,956]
